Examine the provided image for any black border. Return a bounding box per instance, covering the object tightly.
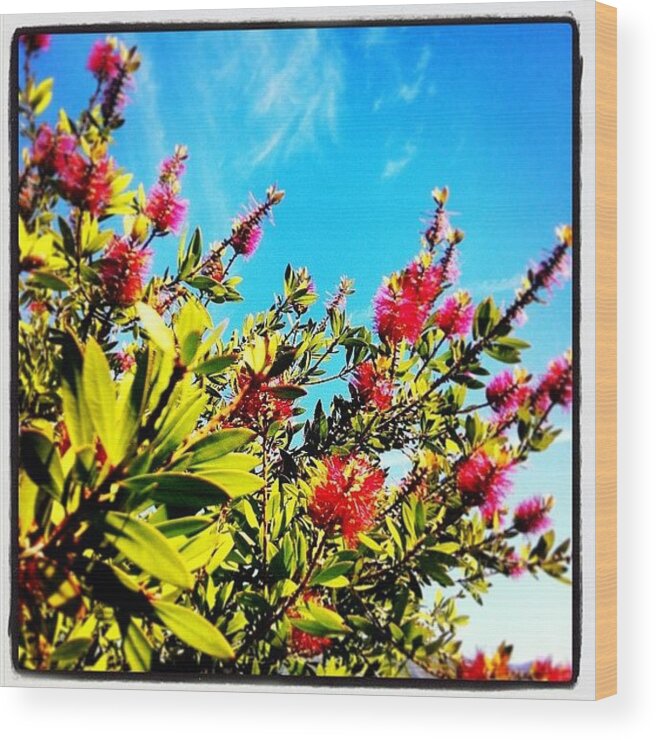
[9,13,582,693]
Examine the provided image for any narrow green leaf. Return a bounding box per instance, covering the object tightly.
[101,511,193,590]
[136,302,175,355]
[50,637,92,664]
[152,600,234,660]
[186,428,255,466]
[83,337,119,463]
[20,429,63,499]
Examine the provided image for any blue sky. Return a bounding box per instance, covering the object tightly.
[23,21,574,665]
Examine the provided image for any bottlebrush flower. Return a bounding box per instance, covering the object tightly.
[457,651,489,680]
[32,125,76,176]
[98,237,151,307]
[287,594,333,658]
[145,183,187,234]
[28,301,48,316]
[56,148,115,217]
[485,368,532,421]
[435,291,474,338]
[506,551,525,579]
[309,455,386,546]
[457,450,515,510]
[530,658,572,682]
[534,351,573,412]
[352,360,394,411]
[374,257,444,344]
[20,34,51,53]
[159,146,188,183]
[230,375,295,430]
[513,495,553,534]
[232,221,263,258]
[87,39,122,80]
[55,421,71,456]
[115,350,136,373]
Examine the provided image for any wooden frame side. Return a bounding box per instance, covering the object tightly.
[595,1,617,700]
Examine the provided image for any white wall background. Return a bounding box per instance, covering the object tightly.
[1,0,653,735]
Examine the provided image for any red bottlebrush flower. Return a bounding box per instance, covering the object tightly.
[534,352,573,412]
[457,450,514,510]
[28,300,48,316]
[232,221,263,258]
[203,258,224,283]
[457,651,489,680]
[32,126,77,176]
[308,455,386,546]
[115,350,136,373]
[374,258,444,344]
[145,183,187,234]
[287,594,333,658]
[87,39,122,80]
[95,439,108,467]
[98,237,151,307]
[231,375,295,430]
[20,34,51,53]
[485,369,532,422]
[513,496,552,534]
[55,421,71,456]
[352,360,394,411]
[435,291,474,338]
[530,658,572,682]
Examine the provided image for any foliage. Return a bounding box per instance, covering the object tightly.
[16,34,573,682]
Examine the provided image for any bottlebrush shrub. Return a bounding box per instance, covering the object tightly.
[17,35,573,680]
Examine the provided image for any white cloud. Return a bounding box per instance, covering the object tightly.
[382,143,417,179]
[470,273,525,294]
[398,46,431,104]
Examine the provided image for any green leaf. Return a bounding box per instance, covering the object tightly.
[136,302,175,356]
[123,618,152,672]
[120,472,232,508]
[206,533,234,574]
[199,469,265,498]
[50,637,92,665]
[20,429,63,499]
[266,384,307,400]
[60,333,93,450]
[101,511,193,590]
[83,337,120,463]
[27,270,70,291]
[192,354,237,376]
[306,601,351,634]
[152,601,234,660]
[155,515,214,538]
[186,429,255,466]
[310,561,353,587]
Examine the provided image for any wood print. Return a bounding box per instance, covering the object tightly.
[3,3,615,697]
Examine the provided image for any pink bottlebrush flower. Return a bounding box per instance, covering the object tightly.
[485,369,532,421]
[534,352,573,412]
[435,291,474,338]
[115,350,136,373]
[352,360,395,411]
[87,39,122,80]
[20,34,51,54]
[513,496,552,534]
[99,237,151,307]
[159,148,188,183]
[232,222,263,258]
[56,147,115,217]
[145,183,187,234]
[32,126,77,176]
[530,658,572,682]
[202,258,224,283]
[457,450,514,510]
[507,551,525,579]
[309,455,386,546]
[374,259,444,344]
[481,500,506,529]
